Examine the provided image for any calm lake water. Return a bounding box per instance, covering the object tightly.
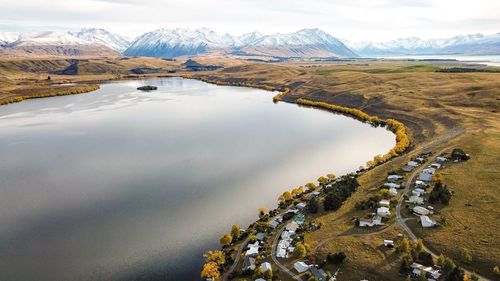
[0,78,395,281]
[377,54,500,66]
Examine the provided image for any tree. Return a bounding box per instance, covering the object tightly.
[418,269,427,281]
[258,208,268,218]
[493,266,500,275]
[400,255,412,273]
[378,188,391,199]
[203,250,225,266]
[437,254,446,267]
[307,197,319,214]
[293,242,308,258]
[461,248,472,264]
[443,257,456,273]
[317,176,328,185]
[292,187,303,197]
[397,237,411,255]
[263,268,273,279]
[471,272,479,281]
[279,191,292,202]
[219,234,232,247]
[305,182,316,191]
[231,224,241,241]
[415,239,424,253]
[445,266,465,281]
[418,251,434,266]
[324,192,342,211]
[327,252,347,264]
[201,261,220,281]
[326,173,336,180]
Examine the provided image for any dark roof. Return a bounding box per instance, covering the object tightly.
[310,266,328,281]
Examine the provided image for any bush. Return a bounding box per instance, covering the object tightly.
[451,148,469,161]
[327,252,346,264]
[307,197,319,214]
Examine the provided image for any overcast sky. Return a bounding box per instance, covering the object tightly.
[1,0,499,41]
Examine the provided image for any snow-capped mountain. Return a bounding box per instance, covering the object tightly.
[349,33,500,56]
[0,31,118,57]
[70,28,131,52]
[125,28,358,58]
[240,28,357,57]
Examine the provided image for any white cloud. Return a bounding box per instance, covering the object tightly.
[0,0,498,41]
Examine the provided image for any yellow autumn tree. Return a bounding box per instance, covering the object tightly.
[201,261,220,280]
[203,250,225,266]
[219,234,232,246]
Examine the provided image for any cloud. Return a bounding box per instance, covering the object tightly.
[0,0,498,41]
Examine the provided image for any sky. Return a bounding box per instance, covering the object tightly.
[0,0,499,42]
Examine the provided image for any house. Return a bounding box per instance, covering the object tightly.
[415,180,426,187]
[430,163,441,169]
[379,199,391,207]
[377,207,391,217]
[408,195,424,205]
[415,157,425,163]
[384,182,401,189]
[255,232,265,241]
[242,255,256,271]
[402,165,414,172]
[419,171,433,182]
[294,261,310,273]
[412,188,426,196]
[260,262,272,272]
[359,215,382,227]
[286,221,300,232]
[296,202,307,210]
[387,175,403,182]
[245,242,260,256]
[384,240,394,247]
[424,167,437,175]
[411,263,442,280]
[413,206,432,216]
[310,266,328,281]
[294,214,306,224]
[436,156,447,163]
[420,216,437,228]
[389,187,398,197]
[408,160,419,167]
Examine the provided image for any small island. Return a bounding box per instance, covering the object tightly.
[137,85,158,91]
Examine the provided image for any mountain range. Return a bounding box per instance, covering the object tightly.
[0,28,499,58]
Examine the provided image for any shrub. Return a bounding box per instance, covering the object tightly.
[327,252,347,264]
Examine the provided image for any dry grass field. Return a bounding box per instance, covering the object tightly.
[0,55,498,279]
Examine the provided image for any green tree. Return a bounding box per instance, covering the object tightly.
[324,192,342,211]
[471,272,479,281]
[231,224,240,241]
[437,254,446,267]
[443,257,456,273]
[399,255,412,273]
[462,248,472,264]
[307,196,319,214]
[219,234,232,247]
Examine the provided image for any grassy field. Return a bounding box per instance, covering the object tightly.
[0,55,498,279]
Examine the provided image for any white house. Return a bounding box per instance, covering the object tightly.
[260,262,272,272]
[411,263,442,280]
[359,215,382,227]
[384,182,401,189]
[413,206,432,216]
[384,240,394,247]
[415,180,426,187]
[424,167,436,175]
[379,199,391,207]
[286,221,300,232]
[295,202,307,209]
[294,261,310,273]
[415,157,425,163]
[245,242,260,256]
[420,216,437,228]
[412,188,426,196]
[389,187,398,197]
[436,156,447,163]
[387,175,403,182]
[377,207,391,217]
[408,195,424,205]
[430,163,442,169]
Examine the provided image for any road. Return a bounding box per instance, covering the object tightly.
[222,236,250,281]
[271,221,303,280]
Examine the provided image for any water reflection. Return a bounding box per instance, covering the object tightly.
[0,78,395,281]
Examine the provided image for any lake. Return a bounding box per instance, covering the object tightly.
[375,54,500,66]
[0,78,395,281]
